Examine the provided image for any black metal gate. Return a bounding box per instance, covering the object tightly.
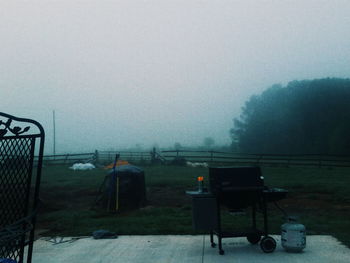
[0,112,45,263]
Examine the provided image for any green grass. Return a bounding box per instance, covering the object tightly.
[37,164,350,248]
[262,166,350,201]
[143,165,208,187]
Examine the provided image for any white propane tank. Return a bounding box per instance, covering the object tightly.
[281,216,306,252]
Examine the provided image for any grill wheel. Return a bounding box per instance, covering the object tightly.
[260,236,277,253]
[247,233,261,244]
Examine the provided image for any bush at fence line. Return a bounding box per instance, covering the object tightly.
[186,161,208,168]
[69,163,96,170]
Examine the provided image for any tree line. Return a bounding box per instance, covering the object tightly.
[231,78,350,154]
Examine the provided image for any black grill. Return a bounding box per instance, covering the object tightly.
[209,166,265,209]
[187,166,288,255]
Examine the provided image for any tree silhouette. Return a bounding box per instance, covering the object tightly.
[231,78,350,154]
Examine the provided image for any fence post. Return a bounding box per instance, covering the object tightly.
[94,150,99,164]
[150,147,156,164]
[65,154,69,164]
[210,151,213,162]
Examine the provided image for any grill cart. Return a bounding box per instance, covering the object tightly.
[187,166,287,255]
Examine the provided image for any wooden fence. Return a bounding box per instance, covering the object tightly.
[38,149,350,168]
[96,150,152,164]
[161,150,350,168]
[38,152,96,165]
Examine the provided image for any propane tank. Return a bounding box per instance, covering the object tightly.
[281,216,306,252]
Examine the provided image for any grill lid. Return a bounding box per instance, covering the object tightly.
[209,166,264,194]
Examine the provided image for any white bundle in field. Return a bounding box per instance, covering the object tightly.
[70,163,95,170]
[186,161,208,168]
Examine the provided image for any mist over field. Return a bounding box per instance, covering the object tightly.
[1,1,350,154]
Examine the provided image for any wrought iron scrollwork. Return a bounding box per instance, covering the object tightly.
[0,117,31,138]
[0,112,45,263]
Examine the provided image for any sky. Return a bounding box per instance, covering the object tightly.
[1,0,350,154]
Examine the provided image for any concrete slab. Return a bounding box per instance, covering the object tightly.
[32,235,203,263]
[204,235,350,263]
[31,235,350,263]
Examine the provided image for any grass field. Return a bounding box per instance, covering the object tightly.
[37,164,350,247]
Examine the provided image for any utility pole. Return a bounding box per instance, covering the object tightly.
[53,110,56,155]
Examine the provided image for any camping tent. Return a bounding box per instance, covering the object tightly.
[96,164,146,211]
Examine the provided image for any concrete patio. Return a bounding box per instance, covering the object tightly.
[31,235,350,263]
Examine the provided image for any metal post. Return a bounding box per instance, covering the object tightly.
[53,110,56,156]
[252,203,257,230]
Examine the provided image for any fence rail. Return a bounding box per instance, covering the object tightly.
[37,152,96,165]
[97,150,152,163]
[37,149,350,168]
[160,150,350,167]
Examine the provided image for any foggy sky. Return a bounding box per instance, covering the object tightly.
[1,0,350,154]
